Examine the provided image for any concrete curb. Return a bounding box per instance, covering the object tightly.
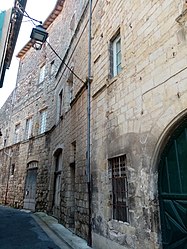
[34,212,92,249]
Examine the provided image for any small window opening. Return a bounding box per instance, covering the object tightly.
[11,164,15,176]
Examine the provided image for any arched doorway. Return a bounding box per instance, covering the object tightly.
[53,148,62,218]
[158,119,187,248]
[23,161,38,211]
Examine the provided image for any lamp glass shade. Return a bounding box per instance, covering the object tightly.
[30,25,48,43]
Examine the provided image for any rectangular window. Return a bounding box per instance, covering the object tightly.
[54,152,62,207]
[70,84,73,102]
[11,164,15,176]
[68,75,73,103]
[109,155,128,222]
[59,90,63,117]
[25,117,32,139]
[4,139,7,147]
[50,60,55,76]
[70,141,76,165]
[39,109,47,134]
[110,33,122,77]
[14,123,20,143]
[4,128,8,146]
[39,64,46,83]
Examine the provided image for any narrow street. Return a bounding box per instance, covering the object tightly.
[0,206,69,249]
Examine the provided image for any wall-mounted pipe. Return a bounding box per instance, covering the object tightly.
[86,0,93,246]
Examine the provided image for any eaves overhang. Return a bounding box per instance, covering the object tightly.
[17,0,65,59]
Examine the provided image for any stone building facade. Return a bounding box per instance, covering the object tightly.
[1,0,187,248]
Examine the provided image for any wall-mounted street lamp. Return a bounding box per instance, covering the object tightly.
[30,25,48,42]
[30,25,48,50]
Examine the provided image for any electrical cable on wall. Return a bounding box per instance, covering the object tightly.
[15,2,86,85]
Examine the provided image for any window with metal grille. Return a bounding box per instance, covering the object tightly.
[27,161,38,169]
[109,155,128,222]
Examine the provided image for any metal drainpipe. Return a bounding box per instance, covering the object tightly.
[87,0,93,246]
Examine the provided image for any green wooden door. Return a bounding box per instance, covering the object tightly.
[159,121,187,248]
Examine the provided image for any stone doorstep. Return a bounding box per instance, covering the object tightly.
[34,212,92,249]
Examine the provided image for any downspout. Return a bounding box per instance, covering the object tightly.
[87,0,93,246]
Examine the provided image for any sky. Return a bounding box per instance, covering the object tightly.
[0,0,57,108]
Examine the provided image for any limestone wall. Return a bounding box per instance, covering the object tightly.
[91,1,187,249]
[0,0,187,248]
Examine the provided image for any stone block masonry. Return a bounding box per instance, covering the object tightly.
[0,1,187,249]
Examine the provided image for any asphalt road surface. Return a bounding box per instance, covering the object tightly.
[0,205,61,249]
